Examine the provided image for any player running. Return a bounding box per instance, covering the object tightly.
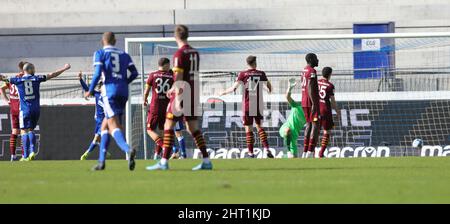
[317,67,340,158]
[143,57,187,160]
[279,79,306,158]
[301,53,320,158]
[0,63,71,161]
[78,71,106,160]
[86,32,138,171]
[219,55,274,158]
[146,25,212,171]
[1,61,25,161]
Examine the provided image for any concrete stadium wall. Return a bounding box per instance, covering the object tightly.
[1,0,450,73]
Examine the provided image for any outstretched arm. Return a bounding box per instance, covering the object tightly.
[219,81,241,96]
[47,64,71,80]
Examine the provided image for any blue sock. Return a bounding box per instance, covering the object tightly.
[173,146,179,153]
[111,128,130,154]
[178,136,186,157]
[28,132,36,154]
[99,131,110,163]
[21,134,30,158]
[87,141,98,153]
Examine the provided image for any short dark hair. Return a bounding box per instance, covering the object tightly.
[305,53,317,64]
[246,55,257,66]
[18,61,26,70]
[158,57,170,67]
[103,32,116,45]
[174,25,189,40]
[322,67,333,78]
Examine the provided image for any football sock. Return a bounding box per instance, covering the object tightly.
[21,134,30,158]
[9,134,17,156]
[111,128,130,154]
[99,131,110,163]
[28,132,36,154]
[303,137,310,153]
[246,131,255,155]
[258,129,269,149]
[319,133,330,158]
[193,130,209,159]
[162,130,175,160]
[87,141,99,153]
[178,136,186,157]
[154,136,163,155]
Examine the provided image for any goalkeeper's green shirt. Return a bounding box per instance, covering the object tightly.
[280,100,306,138]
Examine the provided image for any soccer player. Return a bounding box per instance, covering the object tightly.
[0,63,71,161]
[78,71,106,160]
[279,79,306,158]
[86,32,138,171]
[146,25,212,171]
[0,61,25,161]
[317,67,340,158]
[219,55,274,158]
[301,53,320,158]
[143,57,187,160]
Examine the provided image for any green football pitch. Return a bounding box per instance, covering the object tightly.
[1,157,450,203]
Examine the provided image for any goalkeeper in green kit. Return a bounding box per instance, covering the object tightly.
[279,79,306,158]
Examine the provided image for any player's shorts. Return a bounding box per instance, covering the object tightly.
[242,115,263,126]
[302,107,319,123]
[94,119,103,135]
[19,110,40,130]
[147,112,165,131]
[10,100,20,129]
[102,95,127,119]
[174,120,184,132]
[320,113,334,130]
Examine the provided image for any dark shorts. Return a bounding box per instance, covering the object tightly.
[242,115,263,126]
[302,107,319,123]
[147,112,165,131]
[166,97,197,122]
[20,110,40,130]
[320,114,334,130]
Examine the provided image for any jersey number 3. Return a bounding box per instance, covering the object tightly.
[111,53,122,79]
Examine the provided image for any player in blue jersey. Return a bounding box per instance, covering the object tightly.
[78,71,109,160]
[0,62,71,161]
[85,32,138,171]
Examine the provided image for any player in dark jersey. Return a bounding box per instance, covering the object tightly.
[78,71,107,160]
[301,53,320,158]
[144,58,187,160]
[146,25,212,171]
[0,62,71,161]
[1,61,25,161]
[219,55,274,158]
[317,67,340,158]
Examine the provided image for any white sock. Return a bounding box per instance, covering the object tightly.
[203,158,210,164]
[160,158,168,165]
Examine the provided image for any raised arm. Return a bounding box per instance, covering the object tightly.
[0,84,9,103]
[47,64,71,80]
[286,79,298,105]
[219,81,241,96]
[78,71,89,91]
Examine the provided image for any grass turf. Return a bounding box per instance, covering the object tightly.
[1,157,450,203]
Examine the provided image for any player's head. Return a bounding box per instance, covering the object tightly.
[246,55,257,68]
[23,63,35,75]
[18,61,26,72]
[305,53,319,67]
[158,57,171,71]
[102,32,116,46]
[322,67,333,80]
[174,25,189,42]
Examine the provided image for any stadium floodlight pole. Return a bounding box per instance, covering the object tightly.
[139,43,148,160]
